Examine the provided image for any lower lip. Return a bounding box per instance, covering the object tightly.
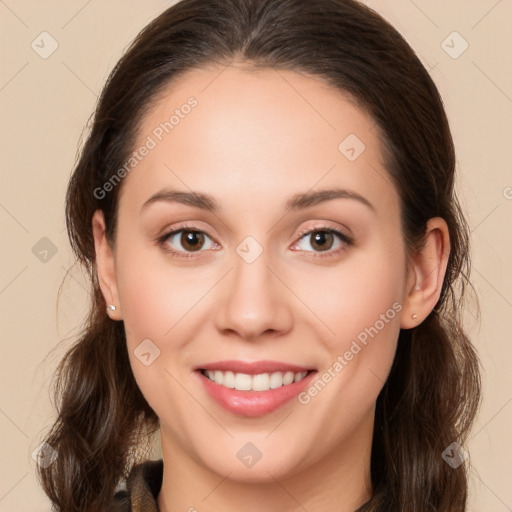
[196,370,316,417]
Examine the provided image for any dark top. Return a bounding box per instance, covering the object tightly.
[112,459,163,512]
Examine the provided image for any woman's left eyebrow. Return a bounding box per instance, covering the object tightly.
[285,188,376,213]
[141,187,376,213]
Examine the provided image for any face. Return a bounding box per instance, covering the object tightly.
[100,64,414,483]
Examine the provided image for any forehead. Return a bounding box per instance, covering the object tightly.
[117,64,399,221]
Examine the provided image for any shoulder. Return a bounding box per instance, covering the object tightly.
[111,459,164,512]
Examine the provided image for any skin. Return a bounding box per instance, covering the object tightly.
[93,63,450,512]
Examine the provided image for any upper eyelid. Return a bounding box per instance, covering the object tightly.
[161,222,349,238]
[296,224,351,238]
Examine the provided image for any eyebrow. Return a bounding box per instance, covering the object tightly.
[286,188,375,212]
[141,187,376,213]
[142,190,217,212]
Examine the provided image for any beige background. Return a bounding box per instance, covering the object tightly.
[1,1,511,510]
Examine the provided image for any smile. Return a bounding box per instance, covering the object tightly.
[200,369,310,391]
[194,360,317,417]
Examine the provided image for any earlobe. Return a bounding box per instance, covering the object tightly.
[92,210,122,320]
[400,217,450,329]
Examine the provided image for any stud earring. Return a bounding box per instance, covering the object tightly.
[412,313,418,320]
[107,304,117,313]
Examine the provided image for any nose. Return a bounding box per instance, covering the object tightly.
[214,250,293,342]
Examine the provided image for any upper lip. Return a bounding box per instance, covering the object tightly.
[195,360,315,375]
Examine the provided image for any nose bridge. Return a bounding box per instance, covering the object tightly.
[214,242,292,340]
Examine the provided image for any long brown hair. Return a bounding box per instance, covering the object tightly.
[39,0,481,510]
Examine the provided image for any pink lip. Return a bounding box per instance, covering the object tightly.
[195,359,314,375]
[195,363,317,417]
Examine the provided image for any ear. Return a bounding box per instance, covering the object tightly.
[92,210,122,320]
[400,217,451,329]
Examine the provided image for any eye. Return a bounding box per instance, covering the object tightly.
[157,224,353,259]
[158,225,217,258]
[292,226,353,256]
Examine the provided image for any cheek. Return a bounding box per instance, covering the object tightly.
[114,252,200,413]
[116,268,170,346]
[114,237,204,344]
[302,237,406,404]
[303,239,406,348]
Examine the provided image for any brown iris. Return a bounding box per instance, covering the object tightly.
[309,231,335,252]
[180,231,205,251]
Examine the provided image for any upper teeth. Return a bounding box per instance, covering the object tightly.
[203,370,308,391]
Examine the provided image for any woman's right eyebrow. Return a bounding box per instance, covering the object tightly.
[141,189,219,212]
[141,187,376,214]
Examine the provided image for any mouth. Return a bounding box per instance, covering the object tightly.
[199,368,311,391]
[194,360,317,417]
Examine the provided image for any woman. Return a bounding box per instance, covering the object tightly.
[38,0,481,510]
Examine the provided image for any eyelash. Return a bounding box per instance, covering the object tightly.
[156,223,354,259]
